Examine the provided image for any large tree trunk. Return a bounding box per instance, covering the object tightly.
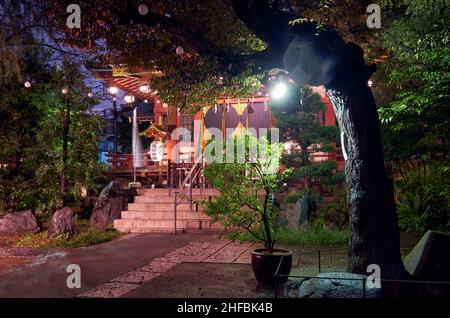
[325,75,412,298]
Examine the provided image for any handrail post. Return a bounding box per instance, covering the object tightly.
[189,171,193,212]
[318,250,321,273]
[173,191,177,234]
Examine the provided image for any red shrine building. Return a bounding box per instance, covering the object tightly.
[92,66,344,233]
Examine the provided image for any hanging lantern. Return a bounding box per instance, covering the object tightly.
[138,3,149,15]
[149,141,164,162]
[176,46,185,55]
[62,88,68,95]
[88,92,93,98]
[139,85,150,93]
[124,95,135,103]
[24,81,31,88]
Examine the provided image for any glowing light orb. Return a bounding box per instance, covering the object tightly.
[108,86,118,95]
[270,82,287,99]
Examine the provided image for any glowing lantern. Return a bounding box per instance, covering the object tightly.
[149,141,164,162]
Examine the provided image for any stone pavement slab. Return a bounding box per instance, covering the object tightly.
[123,262,259,298]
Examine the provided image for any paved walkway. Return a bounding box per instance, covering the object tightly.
[0,233,260,298]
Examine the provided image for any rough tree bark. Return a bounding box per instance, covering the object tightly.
[325,63,407,280]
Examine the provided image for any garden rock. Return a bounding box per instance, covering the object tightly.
[404,230,450,281]
[0,210,40,234]
[298,272,383,298]
[48,207,77,237]
[90,181,127,229]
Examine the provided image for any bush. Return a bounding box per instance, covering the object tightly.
[228,219,348,246]
[319,188,348,229]
[16,221,120,249]
[396,164,449,233]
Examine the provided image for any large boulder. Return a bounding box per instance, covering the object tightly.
[404,230,450,281]
[298,272,383,298]
[90,181,127,229]
[0,210,40,234]
[48,207,77,237]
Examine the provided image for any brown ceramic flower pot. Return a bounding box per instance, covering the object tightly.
[251,248,292,286]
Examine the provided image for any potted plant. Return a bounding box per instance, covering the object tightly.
[203,134,292,286]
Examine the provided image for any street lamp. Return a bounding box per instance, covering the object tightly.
[109,86,119,156]
[108,86,118,95]
[270,82,287,100]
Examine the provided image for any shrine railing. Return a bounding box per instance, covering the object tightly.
[173,155,204,234]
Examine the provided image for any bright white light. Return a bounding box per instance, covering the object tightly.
[270,82,287,99]
[24,81,31,88]
[368,80,373,87]
[62,88,68,94]
[108,86,118,95]
[139,85,150,93]
[88,92,93,98]
[124,95,135,103]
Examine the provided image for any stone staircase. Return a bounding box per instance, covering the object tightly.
[114,188,223,233]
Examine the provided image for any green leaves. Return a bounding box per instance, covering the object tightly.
[379,0,449,164]
[203,134,287,250]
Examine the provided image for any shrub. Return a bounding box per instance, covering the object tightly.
[319,188,348,229]
[229,218,348,246]
[396,164,449,233]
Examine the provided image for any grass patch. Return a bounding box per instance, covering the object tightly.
[15,220,121,249]
[228,219,348,246]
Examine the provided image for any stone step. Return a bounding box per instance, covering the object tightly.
[137,188,171,195]
[127,202,206,211]
[114,226,222,234]
[114,218,222,230]
[138,188,219,196]
[121,211,211,219]
[134,195,213,204]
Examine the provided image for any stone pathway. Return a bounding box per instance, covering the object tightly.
[79,239,258,298]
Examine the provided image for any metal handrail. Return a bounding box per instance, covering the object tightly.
[173,154,203,234]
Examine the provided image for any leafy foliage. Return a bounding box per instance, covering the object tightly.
[378,0,449,233]
[229,218,348,246]
[15,220,120,248]
[396,163,449,233]
[0,48,105,215]
[319,187,348,229]
[203,133,288,251]
[379,0,449,162]
[271,84,343,217]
